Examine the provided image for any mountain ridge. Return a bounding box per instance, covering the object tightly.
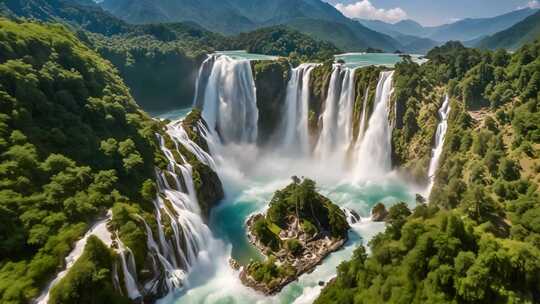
[477,9,540,50]
[358,8,538,43]
[100,0,403,52]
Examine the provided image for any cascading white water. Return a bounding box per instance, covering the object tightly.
[355,87,370,147]
[354,71,395,180]
[117,238,143,300]
[193,54,259,144]
[167,121,216,169]
[279,63,317,155]
[151,130,215,286]
[35,211,143,302]
[425,94,451,197]
[35,212,114,304]
[137,215,185,295]
[315,65,357,161]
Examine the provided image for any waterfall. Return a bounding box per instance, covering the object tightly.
[354,71,395,180]
[117,239,142,300]
[167,121,216,169]
[425,94,451,197]
[279,63,317,155]
[315,65,357,161]
[151,130,214,284]
[137,215,186,294]
[193,54,258,144]
[35,211,117,304]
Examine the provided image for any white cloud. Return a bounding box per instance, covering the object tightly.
[518,0,540,9]
[334,0,408,23]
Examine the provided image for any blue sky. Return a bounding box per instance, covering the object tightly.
[325,0,540,26]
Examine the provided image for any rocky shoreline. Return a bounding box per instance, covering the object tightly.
[239,214,347,295]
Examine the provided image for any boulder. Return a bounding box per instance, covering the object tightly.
[371,203,389,222]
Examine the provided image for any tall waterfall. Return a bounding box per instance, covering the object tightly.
[193,54,258,144]
[279,63,317,154]
[152,128,214,277]
[425,94,451,197]
[315,65,357,161]
[353,71,395,179]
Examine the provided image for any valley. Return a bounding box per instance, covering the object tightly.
[0,1,539,304]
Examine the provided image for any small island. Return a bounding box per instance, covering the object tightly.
[240,177,350,295]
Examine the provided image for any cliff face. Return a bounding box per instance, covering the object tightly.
[308,62,333,145]
[100,49,204,112]
[180,111,224,218]
[251,59,291,144]
[352,67,386,144]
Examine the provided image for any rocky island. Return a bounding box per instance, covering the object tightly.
[240,177,350,295]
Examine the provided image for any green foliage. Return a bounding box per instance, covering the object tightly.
[285,239,303,256]
[252,217,281,252]
[317,209,540,304]
[246,256,295,287]
[48,236,131,304]
[251,59,291,142]
[265,178,349,239]
[231,26,340,63]
[317,39,540,304]
[0,19,163,303]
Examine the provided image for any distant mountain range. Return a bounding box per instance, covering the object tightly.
[478,9,540,50]
[358,8,538,43]
[99,0,414,53]
[3,0,537,54]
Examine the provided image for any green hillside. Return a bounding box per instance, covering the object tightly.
[478,10,540,50]
[0,18,162,304]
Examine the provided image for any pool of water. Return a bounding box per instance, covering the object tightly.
[151,107,193,121]
[335,53,426,68]
[155,139,417,304]
[216,50,279,61]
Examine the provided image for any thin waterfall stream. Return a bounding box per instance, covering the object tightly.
[425,94,451,198]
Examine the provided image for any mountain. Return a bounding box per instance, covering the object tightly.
[358,19,435,38]
[100,0,402,52]
[477,10,540,50]
[393,34,440,54]
[429,8,538,42]
[358,8,537,43]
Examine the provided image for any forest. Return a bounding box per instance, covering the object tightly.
[0,19,164,303]
[316,40,540,304]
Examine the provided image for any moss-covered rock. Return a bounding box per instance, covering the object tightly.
[182,108,209,153]
[308,61,334,144]
[191,160,224,218]
[251,59,291,144]
[352,66,386,143]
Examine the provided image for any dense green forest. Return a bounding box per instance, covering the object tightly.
[0,18,166,304]
[316,40,540,304]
